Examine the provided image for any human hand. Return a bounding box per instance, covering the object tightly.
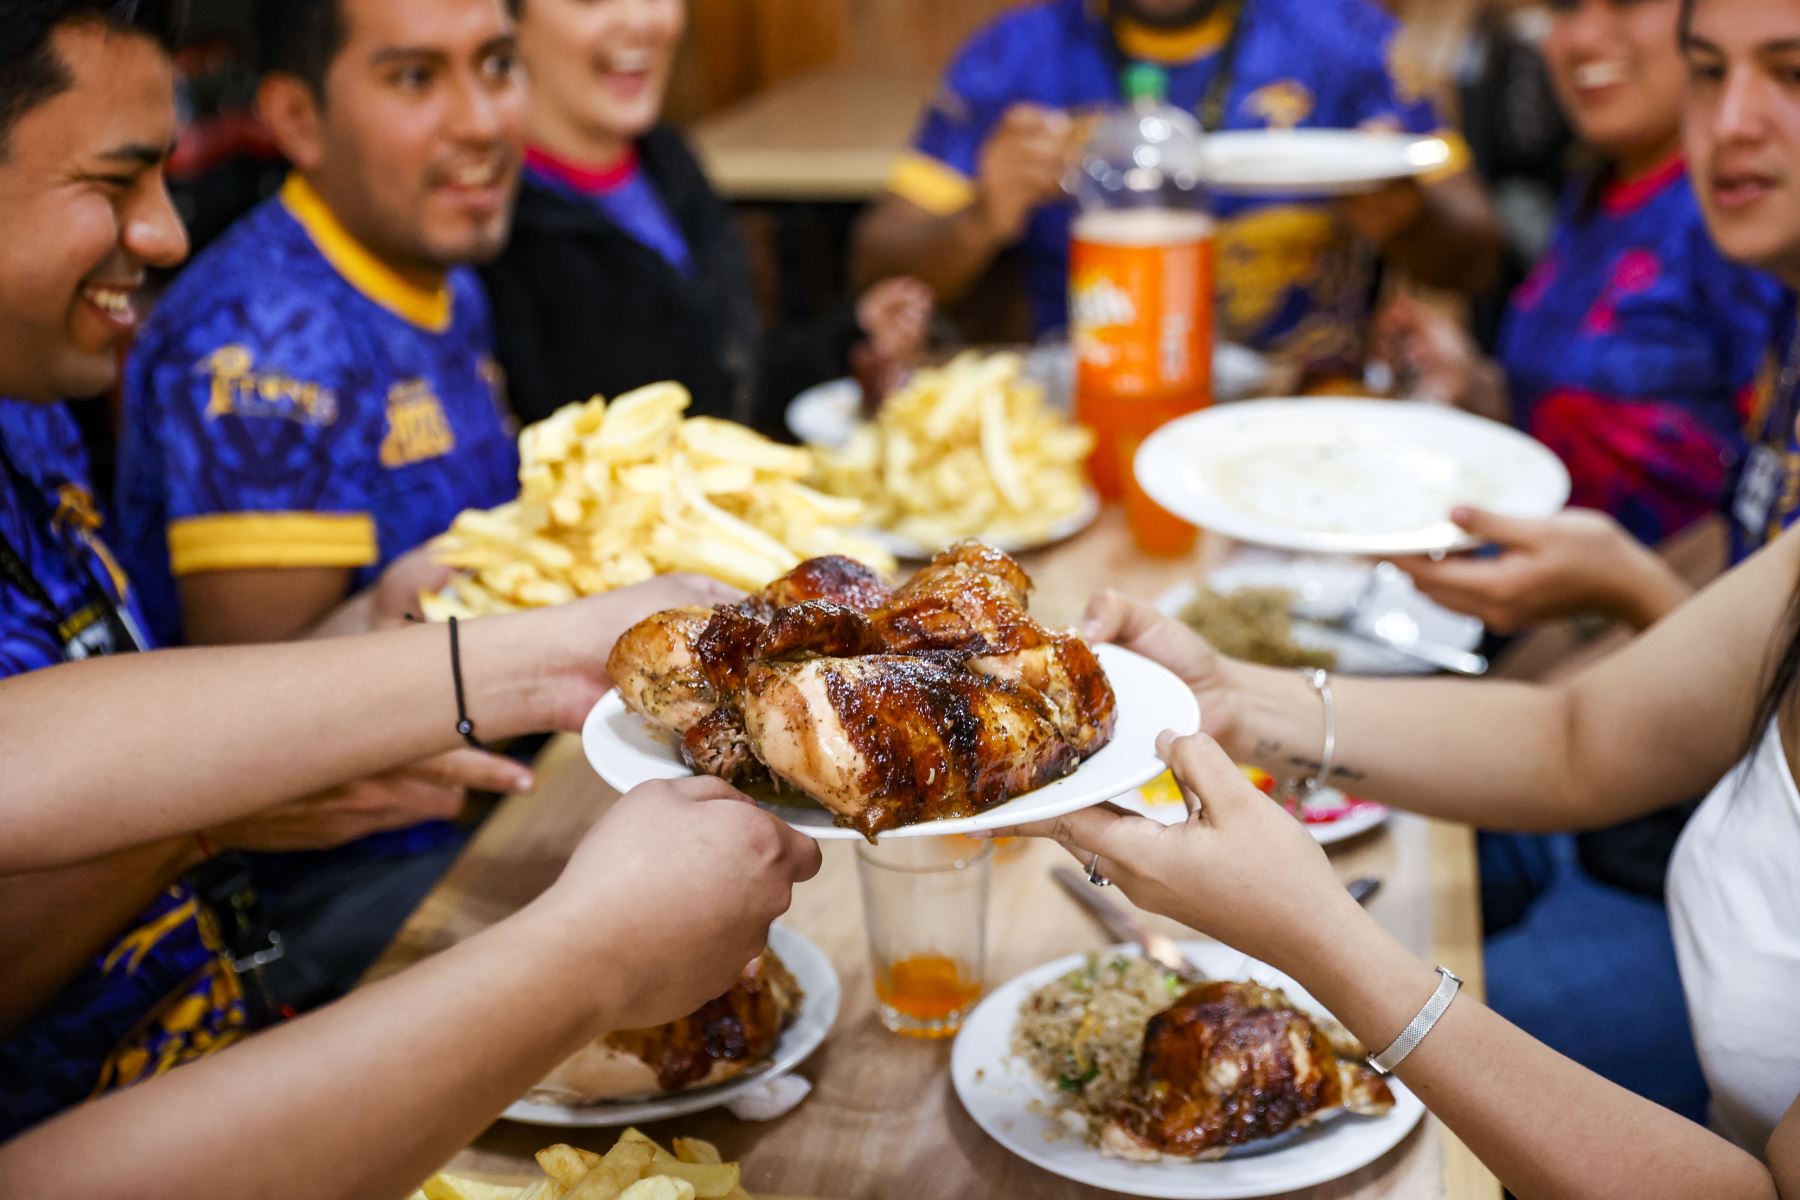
[852,277,934,411]
[976,104,1076,243]
[1393,506,1686,633]
[1081,589,1240,749]
[511,573,744,732]
[209,748,530,853]
[371,545,454,628]
[537,776,824,1032]
[1370,295,1496,414]
[986,732,1355,974]
[855,276,933,362]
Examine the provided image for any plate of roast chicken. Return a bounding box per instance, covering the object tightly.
[953,942,1426,1197]
[505,924,839,1126]
[595,541,1201,839]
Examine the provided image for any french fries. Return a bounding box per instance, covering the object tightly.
[810,351,1096,550]
[416,1130,748,1200]
[426,383,897,617]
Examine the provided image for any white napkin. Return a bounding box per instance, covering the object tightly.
[724,1073,812,1121]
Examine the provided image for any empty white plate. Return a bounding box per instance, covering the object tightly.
[1134,398,1570,556]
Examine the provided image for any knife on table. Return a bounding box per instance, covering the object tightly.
[1051,866,1209,981]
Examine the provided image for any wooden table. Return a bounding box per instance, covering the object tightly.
[368,508,1501,1200]
[688,62,935,202]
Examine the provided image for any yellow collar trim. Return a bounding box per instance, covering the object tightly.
[279,175,453,333]
[1109,5,1233,64]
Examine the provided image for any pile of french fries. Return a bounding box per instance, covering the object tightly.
[416,1129,746,1200]
[424,383,897,616]
[810,352,1096,549]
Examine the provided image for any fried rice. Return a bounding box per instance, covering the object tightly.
[1010,954,1185,1142]
[1178,585,1337,670]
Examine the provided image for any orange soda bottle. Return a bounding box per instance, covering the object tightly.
[1070,64,1214,556]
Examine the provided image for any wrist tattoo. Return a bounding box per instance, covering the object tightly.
[1284,755,1366,784]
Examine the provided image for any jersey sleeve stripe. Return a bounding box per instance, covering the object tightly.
[167,512,378,575]
[887,151,979,217]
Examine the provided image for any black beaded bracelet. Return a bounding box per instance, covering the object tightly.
[447,615,483,750]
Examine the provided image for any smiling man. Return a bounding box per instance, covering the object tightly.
[118,0,525,649]
[111,0,531,1012]
[0,0,251,1137]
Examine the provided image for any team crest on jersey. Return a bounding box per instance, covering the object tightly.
[1246,81,1314,130]
[380,378,457,468]
[197,345,339,427]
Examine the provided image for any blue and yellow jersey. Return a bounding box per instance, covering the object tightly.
[1729,296,1800,563]
[1495,160,1783,549]
[890,0,1467,372]
[0,398,247,1138]
[117,173,520,647]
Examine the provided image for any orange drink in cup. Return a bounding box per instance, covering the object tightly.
[856,838,993,1038]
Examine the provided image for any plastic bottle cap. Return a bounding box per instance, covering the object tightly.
[1123,63,1168,103]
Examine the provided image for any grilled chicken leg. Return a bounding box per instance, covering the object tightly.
[605,605,720,735]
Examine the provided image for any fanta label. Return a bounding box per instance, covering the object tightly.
[1071,208,1214,404]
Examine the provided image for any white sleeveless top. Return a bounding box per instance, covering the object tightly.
[1667,720,1800,1151]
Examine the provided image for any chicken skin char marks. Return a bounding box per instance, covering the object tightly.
[740,654,1079,839]
[605,542,1117,835]
[604,949,802,1091]
[1104,981,1395,1162]
[749,553,896,616]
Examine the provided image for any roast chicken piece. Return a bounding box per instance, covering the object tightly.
[1102,981,1395,1162]
[753,554,894,614]
[605,605,719,735]
[605,948,802,1092]
[739,654,1078,838]
[874,541,1041,655]
[610,556,893,731]
[534,948,803,1104]
[971,630,1116,757]
[875,542,1116,754]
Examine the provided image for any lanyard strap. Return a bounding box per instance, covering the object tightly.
[0,430,146,658]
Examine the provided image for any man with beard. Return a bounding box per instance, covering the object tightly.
[854,0,1502,381]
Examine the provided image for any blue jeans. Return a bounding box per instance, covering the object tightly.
[1480,832,1708,1123]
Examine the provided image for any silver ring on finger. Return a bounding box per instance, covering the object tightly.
[1086,852,1110,888]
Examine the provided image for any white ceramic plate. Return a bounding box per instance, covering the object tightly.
[1134,398,1571,556]
[785,344,1272,449]
[1112,773,1387,846]
[1155,551,1484,676]
[1201,130,1453,196]
[581,644,1201,840]
[502,924,840,1127]
[952,941,1425,1198]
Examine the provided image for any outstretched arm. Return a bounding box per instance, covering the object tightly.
[1082,522,1800,833]
[0,776,823,1200]
[993,737,1786,1200]
[0,574,734,873]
